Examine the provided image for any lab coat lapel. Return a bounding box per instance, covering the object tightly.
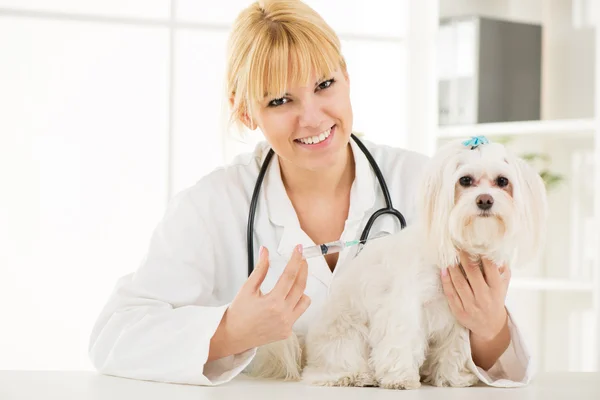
[327,138,374,273]
[261,148,333,286]
[346,137,377,222]
[334,138,401,274]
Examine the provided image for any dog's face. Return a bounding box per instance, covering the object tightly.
[449,144,518,254]
[418,140,548,269]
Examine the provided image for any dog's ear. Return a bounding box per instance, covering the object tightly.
[417,142,462,268]
[509,154,549,269]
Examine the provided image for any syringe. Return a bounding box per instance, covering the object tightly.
[301,239,363,259]
[300,234,388,259]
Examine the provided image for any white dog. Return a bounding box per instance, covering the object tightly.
[245,137,548,389]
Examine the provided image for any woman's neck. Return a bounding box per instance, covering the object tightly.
[279,144,355,198]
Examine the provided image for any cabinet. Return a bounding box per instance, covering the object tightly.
[438,16,542,125]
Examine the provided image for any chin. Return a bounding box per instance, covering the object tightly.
[244,138,548,389]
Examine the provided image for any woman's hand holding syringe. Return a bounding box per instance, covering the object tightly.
[208,244,310,362]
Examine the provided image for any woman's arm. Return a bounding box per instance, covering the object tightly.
[89,191,310,385]
[88,190,251,386]
[469,311,510,370]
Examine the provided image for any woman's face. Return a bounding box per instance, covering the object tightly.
[248,68,353,172]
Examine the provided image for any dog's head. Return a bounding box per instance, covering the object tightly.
[417,137,548,269]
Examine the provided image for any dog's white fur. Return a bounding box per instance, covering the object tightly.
[245,139,548,389]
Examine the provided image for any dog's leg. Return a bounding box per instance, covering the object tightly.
[244,334,302,380]
[422,322,479,387]
[367,291,426,390]
[301,292,375,387]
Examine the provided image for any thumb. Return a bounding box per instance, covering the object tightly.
[247,246,269,292]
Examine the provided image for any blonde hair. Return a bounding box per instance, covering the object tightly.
[226,0,346,129]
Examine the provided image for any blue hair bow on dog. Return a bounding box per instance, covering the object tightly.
[462,135,489,149]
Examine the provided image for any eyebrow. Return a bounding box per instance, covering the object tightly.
[263,78,329,98]
[264,92,289,99]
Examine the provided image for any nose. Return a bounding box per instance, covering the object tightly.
[299,99,324,128]
[476,194,494,210]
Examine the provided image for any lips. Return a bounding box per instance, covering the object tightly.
[295,127,332,145]
[294,125,336,148]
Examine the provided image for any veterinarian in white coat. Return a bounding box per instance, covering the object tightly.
[89,0,533,388]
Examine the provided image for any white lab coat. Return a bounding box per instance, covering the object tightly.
[88,138,533,387]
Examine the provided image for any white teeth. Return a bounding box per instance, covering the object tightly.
[298,128,331,145]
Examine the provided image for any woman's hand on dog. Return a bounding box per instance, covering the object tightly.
[440,251,510,341]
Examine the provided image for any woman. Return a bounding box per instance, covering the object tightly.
[89,0,531,387]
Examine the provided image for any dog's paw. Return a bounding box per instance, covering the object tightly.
[424,368,479,388]
[302,369,377,387]
[377,373,421,390]
[327,372,377,387]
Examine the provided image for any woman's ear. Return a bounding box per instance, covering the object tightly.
[230,94,257,131]
[241,112,257,130]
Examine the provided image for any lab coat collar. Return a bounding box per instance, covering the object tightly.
[347,136,377,221]
[259,137,379,286]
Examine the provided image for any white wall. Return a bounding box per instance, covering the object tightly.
[0,14,170,370]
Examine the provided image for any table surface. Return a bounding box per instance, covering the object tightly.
[1,371,599,400]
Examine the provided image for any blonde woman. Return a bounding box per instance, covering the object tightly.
[89,0,531,388]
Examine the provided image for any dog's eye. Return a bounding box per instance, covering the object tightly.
[459,176,473,187]
[496,176,509,187]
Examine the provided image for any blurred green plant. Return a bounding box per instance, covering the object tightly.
[495,136,565,191]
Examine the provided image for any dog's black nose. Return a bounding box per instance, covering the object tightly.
[476,194,494,210]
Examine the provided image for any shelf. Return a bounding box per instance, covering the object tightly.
[437,118,596,139]
[510,277,595,292]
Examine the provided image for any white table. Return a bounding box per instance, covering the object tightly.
[1,371,599,400]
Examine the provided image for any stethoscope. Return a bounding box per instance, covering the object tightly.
[246,133,406,276]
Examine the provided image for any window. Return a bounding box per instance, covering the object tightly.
[0,14,169,369]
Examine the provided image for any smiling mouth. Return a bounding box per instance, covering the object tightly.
[294,125,335,145]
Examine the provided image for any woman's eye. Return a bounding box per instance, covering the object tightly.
[496,176,509,187]
[267,97,288,107]
[317,78,335,91]
[459,176,473,187]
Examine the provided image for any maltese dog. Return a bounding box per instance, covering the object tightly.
[245,137,548,389]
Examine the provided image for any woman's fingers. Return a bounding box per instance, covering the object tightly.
[246,246,270,293]
[448,261,475,305]
[292,294,311,319]
[441,268,464,314]
[285,256,309,306]
[271,244,305,298]
[459,251,488,298]
[480,256,504,290]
